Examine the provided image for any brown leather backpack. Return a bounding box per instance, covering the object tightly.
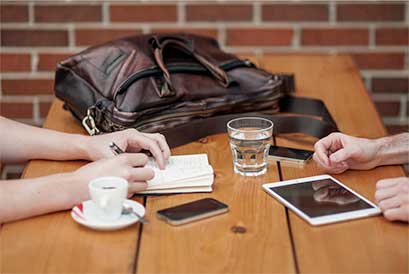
[55,33,337,147]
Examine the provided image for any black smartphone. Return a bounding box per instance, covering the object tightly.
[268,145,314,164]
[156,198,229,225]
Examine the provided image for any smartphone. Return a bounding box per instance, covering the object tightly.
[268,145,314,164]
[156,198,229,226]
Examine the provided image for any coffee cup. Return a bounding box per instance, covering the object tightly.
[88,176,128,221]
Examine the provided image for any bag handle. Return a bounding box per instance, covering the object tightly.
[151,36,231,96]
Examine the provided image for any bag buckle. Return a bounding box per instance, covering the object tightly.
[82,109,100,136]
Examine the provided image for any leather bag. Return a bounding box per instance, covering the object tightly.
[55,33,338,147]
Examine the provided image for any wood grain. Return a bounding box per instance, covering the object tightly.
[137,134,295,273]
[1,100,143,273]
[262,54,408,273]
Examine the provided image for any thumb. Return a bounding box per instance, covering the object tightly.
[329,147,353,163]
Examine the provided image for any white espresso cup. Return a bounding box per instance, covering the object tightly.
[88,176,128,221]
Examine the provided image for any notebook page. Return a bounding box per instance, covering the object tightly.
[146,154,213,187]
[140,186,213,194]
[148,165,213,186]
[147,174,214,190]
[146,154,209,170]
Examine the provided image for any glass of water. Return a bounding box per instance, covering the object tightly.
[227,117,273,176]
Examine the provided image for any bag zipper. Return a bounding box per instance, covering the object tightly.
[115,59,254,98]
[107,89,281,131]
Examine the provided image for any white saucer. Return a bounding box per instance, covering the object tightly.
[71,199,145,231]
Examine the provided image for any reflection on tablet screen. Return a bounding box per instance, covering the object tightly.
[270,179,374,218]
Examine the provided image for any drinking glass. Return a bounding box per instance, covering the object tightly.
[227,117,273,176]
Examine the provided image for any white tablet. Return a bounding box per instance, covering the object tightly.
[262,174,381,226]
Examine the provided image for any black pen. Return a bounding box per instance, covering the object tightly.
[110,141,155,164]
[109,142,124,156]
[109,141,153,157]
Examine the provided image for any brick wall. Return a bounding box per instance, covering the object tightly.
[0,0,408,134]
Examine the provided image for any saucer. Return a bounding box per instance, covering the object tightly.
[71,199,145,231]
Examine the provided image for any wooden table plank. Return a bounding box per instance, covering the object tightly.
[137,135,295,273]
[1,100,143,273]
[262,54,408,273]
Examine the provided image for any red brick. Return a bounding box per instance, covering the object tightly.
[0,102,33,119]
[351,53,405,70]
[110,5,177,22]
[75,28,142,46]
[375,101,400,116]
[186,4,252,22]
[0,4,28,22]
[0,53,31,72]
[37,53,72,71]
[1,30,68,47]
[302,28,369,46]
[34,5,102,22]
[226,28,293,46]
[372,78,409,93]
[40,102,52,118]
[386,125,409,135]
[262,4,328,22]
[376,28,409,46]
[2,79,54,95]
[151,28,219,40]
[337,4,405,22]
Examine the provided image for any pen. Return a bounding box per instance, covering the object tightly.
[110,141,153,157]
[109,142,124,156]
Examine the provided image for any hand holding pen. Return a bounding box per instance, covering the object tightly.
[109,141,169,170]
[82,129,170,169]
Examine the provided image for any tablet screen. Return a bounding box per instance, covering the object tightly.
[270,179,374,218]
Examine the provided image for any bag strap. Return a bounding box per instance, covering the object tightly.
[159,96,339,148]
[279,95,337,127]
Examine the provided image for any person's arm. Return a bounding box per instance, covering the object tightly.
[313,132,409,174]
[0,116,88,163]
[0,153,153,224]
[0,173,79,223]
[0,116,170,168]
[375,133,409,166]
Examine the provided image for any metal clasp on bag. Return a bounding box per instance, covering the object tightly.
[82,108,100,136]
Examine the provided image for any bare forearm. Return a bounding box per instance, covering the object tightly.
[0,173,87,224]
[0,116,89,164]
[375,133,409,166]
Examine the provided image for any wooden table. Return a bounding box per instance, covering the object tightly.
[1,55,408,274]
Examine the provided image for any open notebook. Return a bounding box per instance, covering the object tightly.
[140,154,214,194]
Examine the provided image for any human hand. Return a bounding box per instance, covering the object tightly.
[313,133,381,174]
[83,129,171,169]
[375,177,409,222]
[70,153,154,202]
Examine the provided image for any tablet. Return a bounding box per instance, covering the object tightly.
[262,175,381,226]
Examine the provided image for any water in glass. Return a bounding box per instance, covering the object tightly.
[227,118,273,176]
